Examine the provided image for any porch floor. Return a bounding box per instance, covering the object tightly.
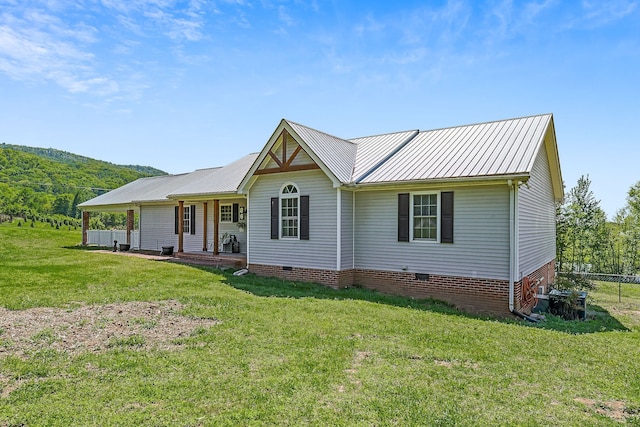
[173,251,247,269]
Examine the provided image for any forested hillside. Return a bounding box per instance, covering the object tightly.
[0,144,166,226]
[557,175,640,276]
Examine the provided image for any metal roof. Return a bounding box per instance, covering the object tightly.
[80,113,559,211]
[287,120,357,184]
[357,114,552,184]
[78,173,193,210]
[349,130,419,182]
[169,153,259,197]
[78,153,258,210]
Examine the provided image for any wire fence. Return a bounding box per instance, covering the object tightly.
[572,272,640,284]
[559,272,640,303]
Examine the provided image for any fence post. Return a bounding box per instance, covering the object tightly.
[618,276,622,303]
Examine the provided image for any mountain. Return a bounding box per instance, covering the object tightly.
[0,143,167,221]
[1,144,166,176]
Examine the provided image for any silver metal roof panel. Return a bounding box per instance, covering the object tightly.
[359,114,552,184]
[287,120,357,184]
[350,130,419,182]
[78,173,192,208]
[168,152,259,197]
[79,153,258,208]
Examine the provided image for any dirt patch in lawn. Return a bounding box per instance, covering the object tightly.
[0,300,219,357]
[574,397,639,422]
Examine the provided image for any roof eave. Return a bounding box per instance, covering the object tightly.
[167,191,242,200]
[349,173,531,190]
[79,203,139,212]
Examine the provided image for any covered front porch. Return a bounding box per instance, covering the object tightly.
[81,196,248,260]
[170,196,248,256]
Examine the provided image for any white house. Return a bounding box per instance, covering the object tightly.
[79,113,562,315]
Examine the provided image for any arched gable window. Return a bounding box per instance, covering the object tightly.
[270,183,309,241]
[280,183,299,238]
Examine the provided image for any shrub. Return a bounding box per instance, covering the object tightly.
[554,272,596,292]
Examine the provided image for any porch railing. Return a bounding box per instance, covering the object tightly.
[86,230,140,249]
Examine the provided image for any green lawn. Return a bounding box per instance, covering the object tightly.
[1,222,639,426]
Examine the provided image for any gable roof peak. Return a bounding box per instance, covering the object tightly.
[283,119,356,146]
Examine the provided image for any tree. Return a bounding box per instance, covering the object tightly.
[562,175,607,272]
[614,182,640,274]
[52,195,72,216]
[556,197,569,272]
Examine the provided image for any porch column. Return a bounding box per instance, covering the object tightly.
[126,209,134,245]
[213,199,219,255]
[178,200,184,253]
[82,211,89,245]
[202,202,208,251]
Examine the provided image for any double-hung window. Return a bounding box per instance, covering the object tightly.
[398,191,453,243]
[412,193,438,241]
[280,184,299,238]
[183,206,191,234]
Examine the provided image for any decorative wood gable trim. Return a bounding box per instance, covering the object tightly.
[254,129,320,175]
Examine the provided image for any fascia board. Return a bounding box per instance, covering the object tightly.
[349,174,531,192]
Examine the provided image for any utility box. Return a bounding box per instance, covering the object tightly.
[548,289,587,321]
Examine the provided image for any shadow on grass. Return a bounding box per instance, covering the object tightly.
[188,265,630,334]
[64,244,112,251]
[531,304,629,333]
[65,245,629,334]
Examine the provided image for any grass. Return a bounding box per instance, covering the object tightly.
[0,222,639,426]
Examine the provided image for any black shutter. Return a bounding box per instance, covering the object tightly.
[441,191,454,243]
[232,203,239,223]
[398,193,410,242]
[190,205,196,235]
[174,206,179,234]
[300,195,309,240]
[271,197,279,239]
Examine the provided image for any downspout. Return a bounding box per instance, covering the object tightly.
[509,180,523,315]
[352,191,355,270]
[336,188,342,271]
[508,180,515,312]
[246,189,250,269]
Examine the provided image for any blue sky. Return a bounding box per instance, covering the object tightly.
[0,0,638,217]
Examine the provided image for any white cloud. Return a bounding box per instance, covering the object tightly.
[99,0,208,41]
[580,0,638,27]
[278,5,294,27]
[0,23,120,96]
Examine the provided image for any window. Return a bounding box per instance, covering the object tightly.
[280,183,299,238]
[412,193,438,240]
[398,192,453,243]
[220,204,232,223]
[183,206,191,234]
[175,205,196,235]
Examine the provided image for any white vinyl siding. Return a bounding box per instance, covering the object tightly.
[354,185,510,280]
[140,202,248,254]
[140,205,178,251]
[340,189,354,270]
[518,143,556,276]
[248,170,337,270]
